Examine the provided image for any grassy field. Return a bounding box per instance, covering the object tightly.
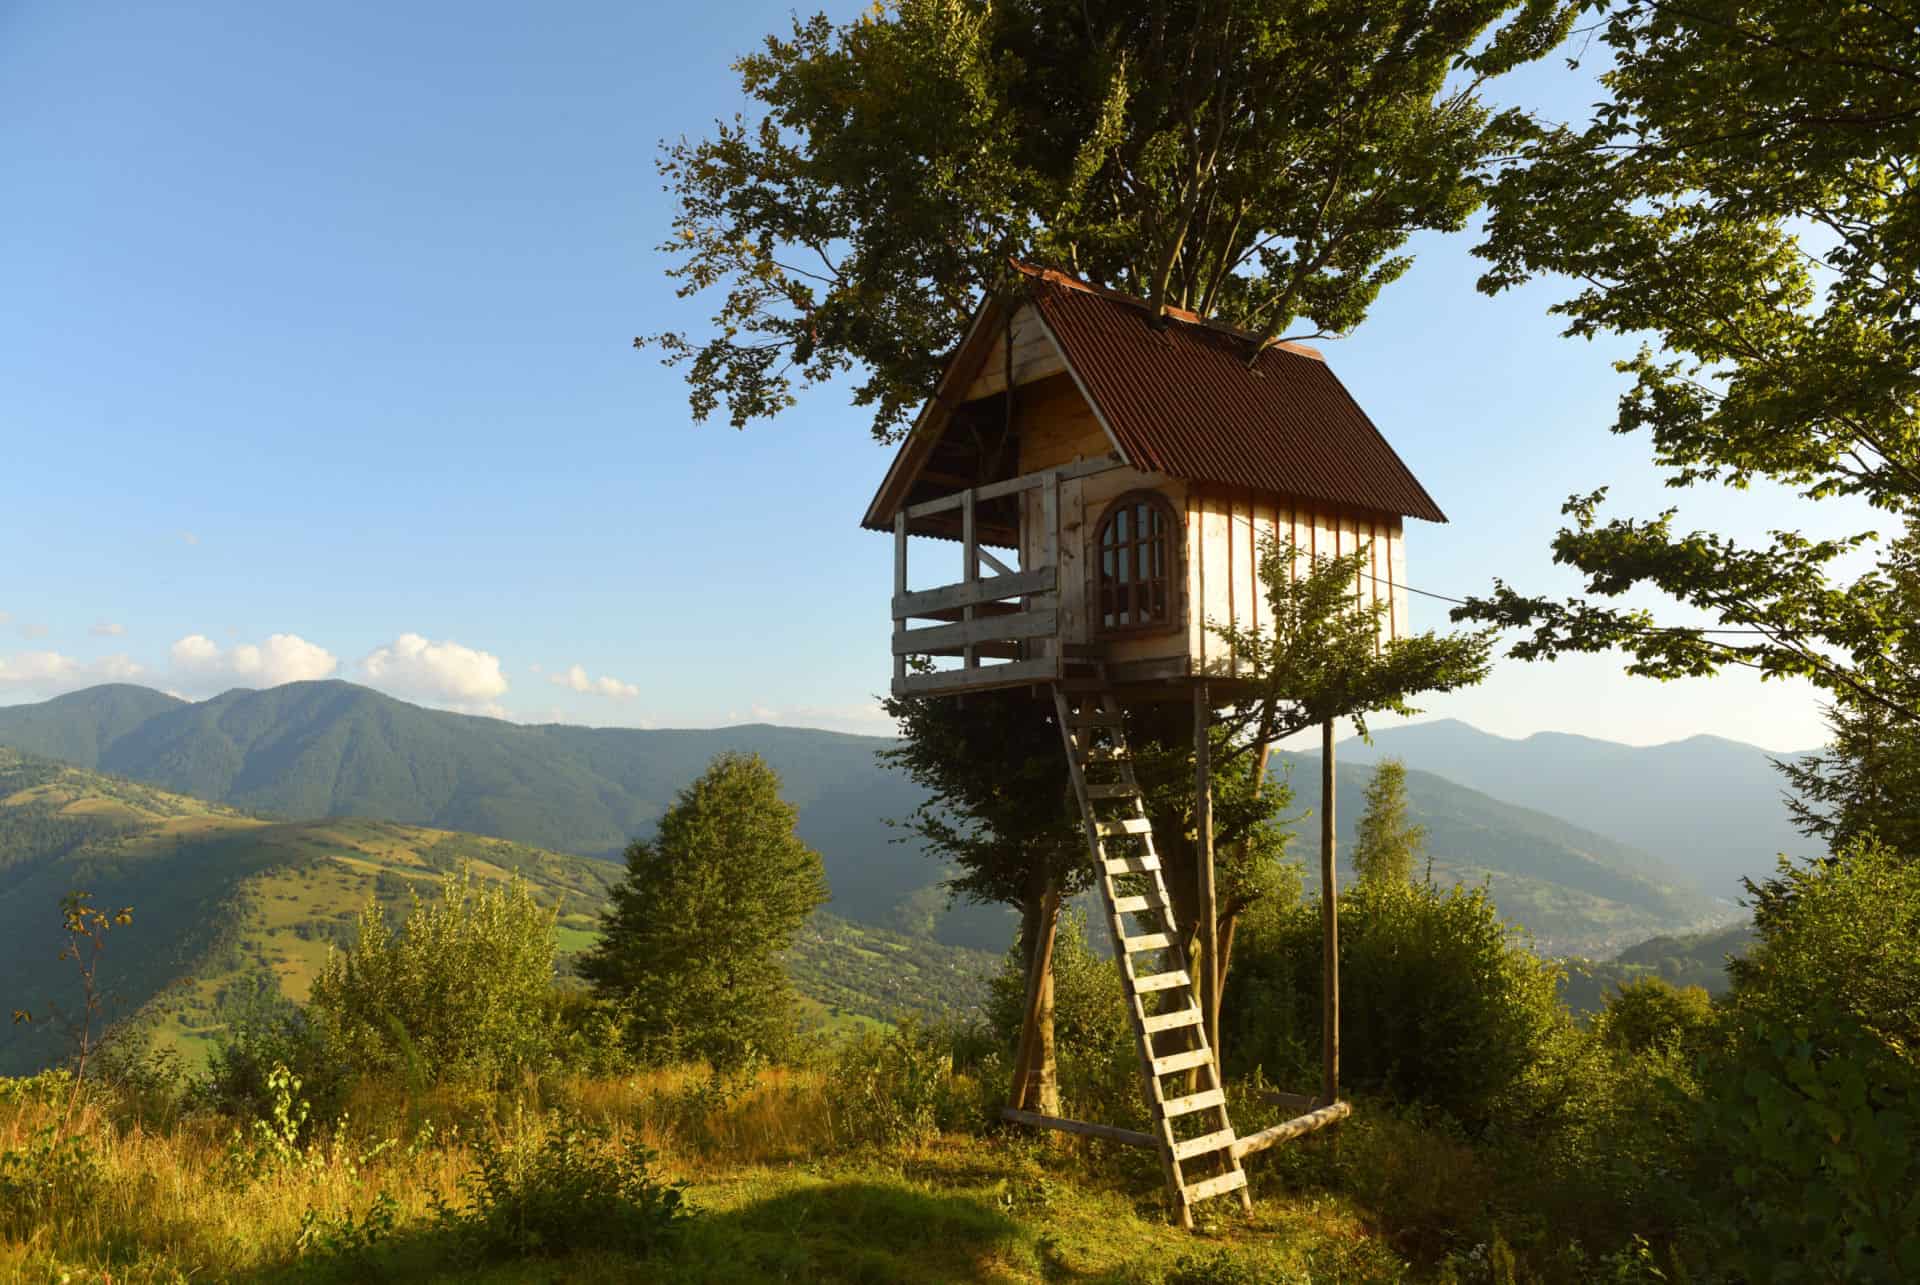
[0,1066,1458,1284]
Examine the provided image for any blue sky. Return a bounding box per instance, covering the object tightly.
[0,1,1858,750]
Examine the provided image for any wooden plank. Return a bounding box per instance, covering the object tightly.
[977,545,1014,577]
[909,641,1022,660]
[901,453,1121,520]
[1195,683,1221,1062]
[1151,1048,1214,1077]
[1122,931,1173,953]
[1085,783,1137,800]
[1184,1169,1249,1203]
[894,513,908,688]
[1160,1088,1226,1118]
[1141,1006,1203,1034]
[894,609,1058,655]
[1230,1101,1352,1159]
[1102,855,1160,875]
[1097,817,1154,836]
[1000,1108,1155,1149]
[893,567,1056,618]
[1321,719,1340,1109]
[1111,893,1166,915]
[1173,1127,1238,1161]
[1131,969,1191,994]
[891,656,1060,697]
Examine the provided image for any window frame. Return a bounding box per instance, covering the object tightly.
[1092,489,1183,638]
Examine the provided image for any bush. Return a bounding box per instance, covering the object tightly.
[823,1019,988,1149]
[434,1112,690,1262]
[986,909,1138,1122]
[1224,880,1569,1130]
[192,999,349,1126]
[1596,976,1714,1055]
[309,867,559,1087]
[1684,843,1920,1281]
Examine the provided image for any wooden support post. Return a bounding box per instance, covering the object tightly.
[1231,1101,1351,1160]
[1000,1109,1155,1149]
[1008,886,1061,1116]
[1320,718,1340,1108]
[893,513,908,688]
[1193,684,1221,1062]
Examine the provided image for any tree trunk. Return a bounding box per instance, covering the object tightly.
[1213,907,1239,1069]
[1008,884,1062,1116]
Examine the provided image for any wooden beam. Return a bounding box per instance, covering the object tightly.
[1000,1108,1155,1149]
[901,454,1122,520]
[1261,1091,1322,1114]
[894,610,1058,655]
[891,656,1061,696]
[893,512,908,689]
[893,568,1055,619]
[1230,1101,1351,1160]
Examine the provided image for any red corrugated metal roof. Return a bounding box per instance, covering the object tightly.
[1020,266,1446,523]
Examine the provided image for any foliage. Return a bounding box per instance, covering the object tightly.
[823,1019,988,1149]
[0,1125,100,1241]
[786,911,996,1026]
[1225,880,1568,1130]
[433,1111,691,1263]
[580,753,827,1070]
[641,0,1574,437]
[1352,758,1425,888]
[1596,976,1713,1056]
[1462,0,1920,729]
[1558,921,1752,1015]
[310,866,560,1086]
[193,996,351,1124]
[7,890,134,1134]
[1211,535,1493,746]
[1684,842,1920,1280]
[985,909,1137,1118]
[879,688,1087,913]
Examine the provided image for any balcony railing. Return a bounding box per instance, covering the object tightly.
[891,454,1121,697]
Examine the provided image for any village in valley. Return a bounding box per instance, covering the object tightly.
[0,1,1913,1281]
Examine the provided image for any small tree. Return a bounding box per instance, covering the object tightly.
[309,867,558,1086]
[1352,759,1425,889]
[9,892,134,1134]
[579,753,826,1069]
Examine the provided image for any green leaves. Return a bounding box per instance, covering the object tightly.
[578,753,827,1069]
[643,0,1575,439]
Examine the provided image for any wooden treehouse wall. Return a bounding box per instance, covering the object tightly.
[1008,371,1409,675]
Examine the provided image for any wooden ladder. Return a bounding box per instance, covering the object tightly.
[1052,680,1251,1227]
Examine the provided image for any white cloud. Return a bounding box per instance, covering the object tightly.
[549,663,640,700]
[359,633,509,704]
[18,623,49,640]
[170,632,339,690]
[179,531,200,546]
[0,650,145,695]
[733,699,899,736]
[90,621,126,637]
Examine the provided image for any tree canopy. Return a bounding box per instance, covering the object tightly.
[640,0,1575,438]
[1352,758,1426,888]
[578,753,827,1068]
[1460,0,1920,734]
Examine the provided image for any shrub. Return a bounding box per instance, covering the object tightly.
[309,867,559,1087]
[1596,976,1714,1055]
[434,1112,690,1262]
[192,999,349,1125]
[986,909,1138,1121]
[1224,880,1568,1130]
[823,1019,988,1149]
[0,1126,101,1240]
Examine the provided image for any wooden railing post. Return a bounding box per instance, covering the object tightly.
[961,488,978,670]
[894,512,909,689]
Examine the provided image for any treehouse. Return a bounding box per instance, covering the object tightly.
[863,263,1443,700]
[862,263,1447,1227]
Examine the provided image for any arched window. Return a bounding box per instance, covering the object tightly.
[1096,491,1179,634]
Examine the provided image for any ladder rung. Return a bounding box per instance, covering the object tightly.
[1183,1168,1248,1203]
[1151,1048,1214,1077]
[1173,1127,1237,1161]
[1112,894,1165,915]
[1122,931,1173,953]
[1132,969,1190,994]
[1140,1006,1203,1034]
[1104,855,1160,875]
[1085,783,1138,799]
[1161,1088,1226,1118]
[1070,709,1124,727]
[1097,817,1153,836]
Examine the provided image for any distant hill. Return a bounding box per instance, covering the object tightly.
[1558,921,1757,1015]
[1271,753,1734,957]
[0,683,1732,957]
[0,749,994,1074]
[1312,720,1819,899]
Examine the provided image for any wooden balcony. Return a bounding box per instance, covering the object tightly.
[892,455,1120,697]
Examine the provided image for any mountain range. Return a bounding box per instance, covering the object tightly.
[1315,719,1819,899]
[0,682,1744,957]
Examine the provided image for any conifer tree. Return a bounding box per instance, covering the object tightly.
[1351,759,1425,889]
[579,753,826,1069]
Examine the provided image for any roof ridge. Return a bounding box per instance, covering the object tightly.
[1008,258,1324,362]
